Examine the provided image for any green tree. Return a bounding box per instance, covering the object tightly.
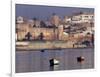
[25,32,32,41]
[39,32,44,40]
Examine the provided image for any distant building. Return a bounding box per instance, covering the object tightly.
[16,23,29,40]
[28,19,34,26]
[71,13,94,23]
[63,16,72,23]
[26,18,41,28]
[16,12,94,42]
[16,21,65,41]
[62,16,71,29]
[16,16,24,24]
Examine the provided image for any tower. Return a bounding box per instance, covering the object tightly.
[50,13,60,27]
[58,25,63,40]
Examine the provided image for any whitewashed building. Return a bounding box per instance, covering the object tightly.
[16,16,24,24]
[71,13,94,23]
[63,16,72,23]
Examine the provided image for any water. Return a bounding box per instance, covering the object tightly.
[16,48,94,73]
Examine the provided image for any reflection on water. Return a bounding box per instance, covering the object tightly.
[16,48,94,73]
[50,65,60,71]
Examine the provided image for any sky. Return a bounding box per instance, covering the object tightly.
[16,4,94,21]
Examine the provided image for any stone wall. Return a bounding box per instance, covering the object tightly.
[16,23,64,41]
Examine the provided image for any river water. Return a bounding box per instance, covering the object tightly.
[16,48,94,73]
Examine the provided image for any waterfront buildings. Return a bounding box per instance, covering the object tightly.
[71,13,94,24]
[16,12,94,45]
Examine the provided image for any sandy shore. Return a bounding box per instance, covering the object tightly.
[16,41,90,51]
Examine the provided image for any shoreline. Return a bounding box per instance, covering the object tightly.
[16,41,94,51]
[16,47,94,51]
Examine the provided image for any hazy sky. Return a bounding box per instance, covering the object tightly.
[16,4,94,21]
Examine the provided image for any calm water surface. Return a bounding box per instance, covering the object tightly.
[16,48,94,73]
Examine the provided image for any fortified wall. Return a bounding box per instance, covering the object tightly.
[16,23,65,41]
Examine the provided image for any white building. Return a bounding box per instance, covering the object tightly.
[16,16,24,24]
[71,13,94,23]
[63,16,72,23]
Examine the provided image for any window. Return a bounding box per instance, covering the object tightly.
[84,16,88,18]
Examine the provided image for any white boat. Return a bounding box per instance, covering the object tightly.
[49,59,59,66]
[53,59,59,64]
